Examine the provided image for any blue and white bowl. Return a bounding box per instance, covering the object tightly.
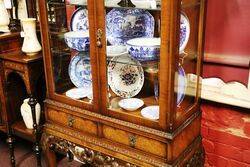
[64,31,90,51]
[126,37,160,62]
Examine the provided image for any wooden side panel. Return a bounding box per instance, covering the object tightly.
[103,125,167,158]
[47,108,98,136]
[171,114,201,160]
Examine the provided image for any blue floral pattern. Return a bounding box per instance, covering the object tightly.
[127,45,160,61]
[65,37,90,51]
[70,8,89,31]
[68,53,92,88]
[106,9,155,45]
[179,13,190,53]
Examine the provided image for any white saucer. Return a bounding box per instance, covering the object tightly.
[141,105,159,120]
[66,87,91,100]
[119,98,144,111]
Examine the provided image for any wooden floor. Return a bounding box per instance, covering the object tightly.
[0,132,83,167]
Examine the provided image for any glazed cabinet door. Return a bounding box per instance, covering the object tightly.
[38,0,99,112]
[172,0,206,129]
[96,0,176,130]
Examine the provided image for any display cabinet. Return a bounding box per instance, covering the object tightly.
[39,0,206,166]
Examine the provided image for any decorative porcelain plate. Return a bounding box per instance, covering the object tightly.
[66,87,92,99]
[68,53,92,88]
[118,98,144,111]
[108,54,144,98]
[179,13,190,53]
[176,66,187,106]
[106,8,155,45]
[141,105,159,120]
[70,8,89,31]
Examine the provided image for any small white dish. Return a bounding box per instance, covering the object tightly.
[69,0,87,5]
[107,45,127,57]
[66,87,91,99]
[141,105,159,120]
[119,98,144,111]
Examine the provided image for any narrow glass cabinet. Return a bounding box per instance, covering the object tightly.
[39,0,206,166]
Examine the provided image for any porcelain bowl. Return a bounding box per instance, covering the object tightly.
[118,98,144,111]
[64,31,90,51]
[126,37,160,62]
[106,45,127,57]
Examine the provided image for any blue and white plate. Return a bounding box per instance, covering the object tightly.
[68,53,92,88]
[180,13,190,53]
[108,54,144,98]
[70,8,89,31]
[106,8,154,45]
[176,66,187,106]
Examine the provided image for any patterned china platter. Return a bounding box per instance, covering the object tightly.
[108,54,144,98]
[141,105,159,120]
[179,13,190,53]
[106,8,155,45]
[68,53,92,88]
[70,8,89,31]
[176,66,187,106]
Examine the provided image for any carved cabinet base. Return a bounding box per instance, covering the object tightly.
[41,132,204,167]
[41,101,204,167]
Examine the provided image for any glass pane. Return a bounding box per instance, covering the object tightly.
[176,0,201,116]
[104,0,161,122]
[46,0,93,103]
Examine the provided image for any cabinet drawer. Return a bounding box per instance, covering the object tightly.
[47,108,98,136]
[103,125,167,158]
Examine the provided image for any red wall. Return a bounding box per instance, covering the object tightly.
[203,0,250,85]
[202,1,250,167]
[205,0,250,56]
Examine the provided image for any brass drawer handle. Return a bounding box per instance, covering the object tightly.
[68,115,75,127]
[96,28,103,48]
[129,135,136,148]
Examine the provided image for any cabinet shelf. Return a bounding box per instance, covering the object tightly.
[109,95,158,116]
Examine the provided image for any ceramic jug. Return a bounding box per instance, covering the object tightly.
[21,18,42,55]
[0,0,10,32]
[20,98,41,129]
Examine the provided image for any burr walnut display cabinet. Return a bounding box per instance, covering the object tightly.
[38,0,206,166]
